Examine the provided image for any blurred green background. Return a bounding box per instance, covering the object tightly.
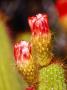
[0,22,28,90]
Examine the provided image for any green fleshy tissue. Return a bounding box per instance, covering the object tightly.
[38,64,66,90]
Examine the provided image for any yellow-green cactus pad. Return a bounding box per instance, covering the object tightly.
[38,64,66,90]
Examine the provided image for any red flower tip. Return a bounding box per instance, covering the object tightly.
[28,13,49,36]
[25,86,35,90]
[14,41,31,64]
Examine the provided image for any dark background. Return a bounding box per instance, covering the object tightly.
[0,0,67,59]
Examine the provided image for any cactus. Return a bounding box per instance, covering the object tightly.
[0,21,27,90]
[14,13,67,90]
[38,64,66,90]
[28,13,67,90]
[28,14,53,67]
[14,41,38,87]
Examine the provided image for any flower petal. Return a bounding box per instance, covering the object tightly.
[28,13,49,36]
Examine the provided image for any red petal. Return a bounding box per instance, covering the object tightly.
[25,86,35,90]
[28,13,49,36]
[14,41,31,64]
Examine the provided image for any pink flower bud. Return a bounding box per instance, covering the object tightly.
[28,13,49,36]
[14,41,31,64]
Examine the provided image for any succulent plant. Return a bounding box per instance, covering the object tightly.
[14,13,67,90]
[28,14,53,67]
[14,41,38,86]
[38,64,66,90]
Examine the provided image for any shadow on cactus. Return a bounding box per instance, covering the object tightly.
[14,13,67,90]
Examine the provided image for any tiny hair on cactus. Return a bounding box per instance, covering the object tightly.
[14,41,31,64]
[28,13,49,36]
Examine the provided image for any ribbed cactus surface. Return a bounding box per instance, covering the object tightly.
[38,64,66,90]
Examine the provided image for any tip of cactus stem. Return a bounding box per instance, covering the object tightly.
[28,13,49,36]
[14,41,31,64]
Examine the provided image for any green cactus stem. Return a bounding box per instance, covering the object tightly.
[38,64,66,90]
[31,33,53,67]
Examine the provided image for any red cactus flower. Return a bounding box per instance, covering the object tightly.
[28,13,49,36]
[14,41,31,64]
[25,86,35,90]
